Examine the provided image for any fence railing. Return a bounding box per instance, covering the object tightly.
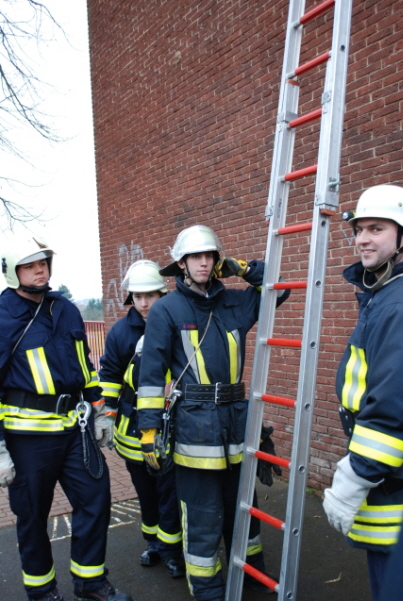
[84,321,106,372]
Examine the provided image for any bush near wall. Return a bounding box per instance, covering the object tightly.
[87,0,403,491]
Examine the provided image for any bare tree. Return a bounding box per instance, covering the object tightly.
[0,0,62,229]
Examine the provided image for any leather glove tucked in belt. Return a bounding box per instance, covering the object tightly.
[214,257,248,278]
[92,400,116,449]
[323,454,382,535]
[0,439,15,488]
[140,428,161,470]
[257,425,282,487]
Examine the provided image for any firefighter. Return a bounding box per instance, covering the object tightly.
[137,225,289,601]
[0,236,132,601]
[323,184,403,601]
[98,260,185,578]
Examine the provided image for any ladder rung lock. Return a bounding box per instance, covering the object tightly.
[267,338,302,348]
[261,393,296,408]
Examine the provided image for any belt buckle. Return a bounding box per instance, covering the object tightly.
[55,394,72,415]
[215,382,223,404]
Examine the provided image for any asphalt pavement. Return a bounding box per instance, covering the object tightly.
[0,478,371,601]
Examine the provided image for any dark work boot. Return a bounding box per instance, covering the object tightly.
[162,556,186,578]
[139,540,160,567]
[32,587,64,601]
[73,580,133,601]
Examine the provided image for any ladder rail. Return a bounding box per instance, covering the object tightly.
[226,0,353,600]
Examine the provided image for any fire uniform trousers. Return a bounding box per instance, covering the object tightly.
[137,261,288,601]
[98,306,182,560]
[0,288,111,600]
[336,261,403,590]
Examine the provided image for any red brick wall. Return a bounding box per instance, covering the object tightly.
[87,0,403,491]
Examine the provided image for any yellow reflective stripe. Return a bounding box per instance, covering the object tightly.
[349,424,403,467]
[75,340,91,385]
[227,331,239,384]
[355,500,403,524]
[142,523,158,535]
[70,559,104,578]
[137,396,165,410]
[341,346,367,411]
[123,364,134,387]
[100,382,121,398]
[2,406,78,432]
[247,542,263,556]
[23,565,56,587]
[115,443,143,462]
[228,451,243,464]
[174,451,227,470]
[86,370,99,389]
[348,523,401,545]
[189,330,210,385]
[181,499,221,577]
[165,369,172,384]
[26,348,56,395]
[157,526,182,545]
[185,558,222,578]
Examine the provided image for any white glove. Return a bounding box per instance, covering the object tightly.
[135,335,144,356]
[92,400,116,448]
[0,439,16,488]
[323,454,382,535]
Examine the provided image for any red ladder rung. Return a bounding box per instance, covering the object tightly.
[284,164,317,181]
[249,505,286,530]
[242,563,279,592]
[293,51,331,77]
[267,338,302,348]
[289,107,322,128]
[299,0,335,25]
[254,450,291,470]
[273,280,307,289]
[261,393,296,408]
[277,222,313,235]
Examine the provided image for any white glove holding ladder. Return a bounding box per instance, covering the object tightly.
[323,454,382,536]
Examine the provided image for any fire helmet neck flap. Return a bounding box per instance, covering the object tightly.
[348,184,403,289]
[122,260,168,305]
[1,236,54,291]
[159,225,223,277]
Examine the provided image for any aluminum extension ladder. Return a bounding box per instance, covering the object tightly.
[225,1,353,600]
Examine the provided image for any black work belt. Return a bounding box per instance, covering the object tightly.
[3,389,81,415]
[183,382,245,404]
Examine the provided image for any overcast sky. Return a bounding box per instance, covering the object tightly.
[0,0,102,301]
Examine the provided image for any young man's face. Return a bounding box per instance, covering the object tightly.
[354,217,400,274]
[17,259,50,289]
[132,291,161,319]
[178,252,215,287]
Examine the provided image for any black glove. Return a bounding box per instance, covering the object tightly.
[214,257,248,278]
[256,425,282,487]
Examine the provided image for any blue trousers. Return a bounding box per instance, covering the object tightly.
[176,463,266,601]
[6,426,111,600]
[126,460,182,559]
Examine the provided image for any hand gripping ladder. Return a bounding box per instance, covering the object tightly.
[225,1,353,600]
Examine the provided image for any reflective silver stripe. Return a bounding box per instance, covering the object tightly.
[228,443,244,456]
[351,429,403,464]
[356,507,403,521]
[137,386,165,398]
[181,331,201,383]
[349,525,400,540]
[99,383,121,397]
[175,442,225,458]
[248,533,262,546]
[184,549,219,568]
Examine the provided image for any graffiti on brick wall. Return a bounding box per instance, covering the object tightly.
[106,242,144,320]
[341,229,355,246]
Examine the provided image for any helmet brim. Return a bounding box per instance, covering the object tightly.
[159,262,183,276]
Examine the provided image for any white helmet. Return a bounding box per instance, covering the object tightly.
[1,236,54,289]
[160,225,223,276]
[349,184,403,227]
[122,260,167,305]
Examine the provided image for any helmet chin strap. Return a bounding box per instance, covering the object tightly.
[20,283,51,294]
[363,245,403,291]
[182,259,214,295]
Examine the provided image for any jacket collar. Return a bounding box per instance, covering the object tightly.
[343,260,403,291]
